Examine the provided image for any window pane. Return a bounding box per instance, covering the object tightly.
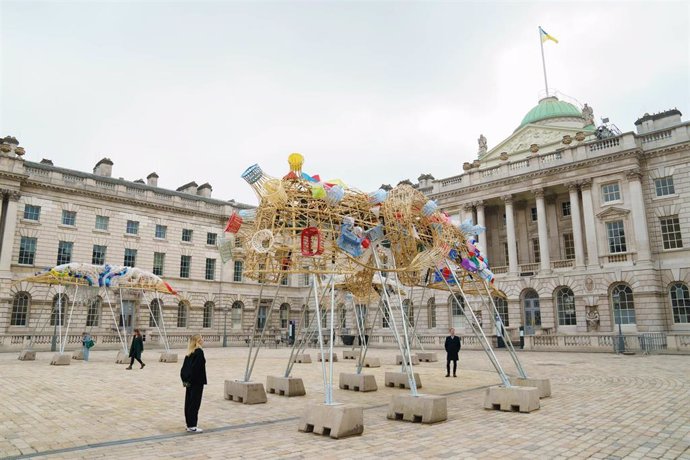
[233,260,243,282]
[612,285,636,324]
[124,248,137,267]
[231,301,243,330]
[606,221,627,253]
[153,252,165,276]
[556,287,576,326]
[155,225,167,239]
[561,201,571,217]
[205,258,216,280]
[126,220,139,235]
[670,283,690,323]
[18,237,37,265]
[24,205,41,221]
[177,302,187,327]
[602,183,621,202]
[62,210,76,226]
[149,299,162,327]
[655,176,675,197]
[203,302,213,328]
[660,216,683,250]
[57,241,73,265]
[182,229,193,242]
[563,233,575,260]
[86,297,101,326]
[92,245,107,265]
[95,215,109,230]
[11,293,30,326]
[180,255,191,278]
[207,232,217,245]
[427,297,436,328]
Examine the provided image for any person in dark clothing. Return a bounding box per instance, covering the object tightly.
[126,329,145,370]
[444,328,461,377]
[181,334,207,433]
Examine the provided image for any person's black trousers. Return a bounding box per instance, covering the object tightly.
[185,384,204,428]
[446,358,457,376]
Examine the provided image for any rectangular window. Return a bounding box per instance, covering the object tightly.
[182,229,193,242]
[57,241,73,265]
[660,216,683,250]
[602,183,621,203]
[563,233,575,260]
[126,220,139,235]
[280,274,288,286]
[561,201,571,217]
[18,237,37,265]
[23,204,41,221]
[303,272,311,286]
[206,232,217,246]
[205,258,216,280]
[155,224,167,239]
[92,245,107,265]
[233,260,243,282]
[532,238,541,264]
[606,221,627,253]
[61,210,76,226]
[503,242,509,265]
[654,176,675,197]
[124,248,137,267]
[180,255,191,278]
[95,215,109,231]
[153,252,165,276]
[234,236,242,248]
[530,207,538,222]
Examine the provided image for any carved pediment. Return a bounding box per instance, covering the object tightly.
[596,206,630,219]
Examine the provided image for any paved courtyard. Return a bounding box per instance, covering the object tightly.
[0,346,688,459]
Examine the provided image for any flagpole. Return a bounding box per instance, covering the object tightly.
[539,27,549,97]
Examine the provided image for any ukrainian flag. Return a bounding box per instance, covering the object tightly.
[539,26,559,44]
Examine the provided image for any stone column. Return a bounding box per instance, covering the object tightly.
[462,204,474,225]
[627,169,651,262]
[0,190,20,273]
[534,188,551,273]
[502,195,518,275]
[579,180,599,267]
[567,182,586,268]
[474,201,485,243]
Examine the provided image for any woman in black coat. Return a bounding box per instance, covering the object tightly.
[181,334,207,433]
[126,329,145,370]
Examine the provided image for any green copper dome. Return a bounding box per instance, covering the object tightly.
[519,97,583,128]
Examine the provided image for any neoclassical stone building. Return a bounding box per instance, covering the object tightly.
[413,98,690,351]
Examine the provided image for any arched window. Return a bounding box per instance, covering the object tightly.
[11,292,30,326]
[556,287,576,326]
[177,302,188,328]
[427,297,436,328]
[523,289,541,334]
[203,301,214,328]
[149,299,162,327]
[302,305,310,330]
[669,282,690,324]
[231,301,243,330]
[611,284,635,325]
[494,297,509,326]
[50,294,68,326]
[338,304,347,329]
[86,296,101,327]
[449,295,465,329]
[403,299,414,326]
[280,303,289,329]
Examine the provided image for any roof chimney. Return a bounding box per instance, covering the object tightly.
[147,172,159,187]
[197,183,212,198]
[93,158,113,177]
[176,181,198,194]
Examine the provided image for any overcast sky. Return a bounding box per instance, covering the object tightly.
[2,1,688,206]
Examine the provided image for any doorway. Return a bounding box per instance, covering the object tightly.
[119,300,135,334]
[523,290,541,335]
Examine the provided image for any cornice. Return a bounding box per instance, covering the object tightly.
[22,180,229,220]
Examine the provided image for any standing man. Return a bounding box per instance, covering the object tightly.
[444,328,461,377]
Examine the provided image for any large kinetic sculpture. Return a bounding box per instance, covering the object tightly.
[229,153,529,405]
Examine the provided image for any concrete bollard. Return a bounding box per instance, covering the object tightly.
[50,353,71,366]
[18,350,36,361]
[298,403,364,439]
[224,380,268,404]
[384,372,422,390]
[387,394,447,424]
[339,373,377,392]
[266,376,306,397]
[509,377,552,398]
[483,385,540,413]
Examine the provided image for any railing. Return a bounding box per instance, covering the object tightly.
[63,174,85,183]
[639,332,667,354]
[552,259,575,269]
[154,193,172,201]
[440,175,462,187]
[25,167,50,177]
[492,266,508,274]
[519,263,539,272]
[588,137,620,151]
[509,160,529,170]
[607,253,628,263]
[641,129,673,144]
[95,180,116,190]
[126,186,146,196]
[540,151,562,163]
[480,167,500,178]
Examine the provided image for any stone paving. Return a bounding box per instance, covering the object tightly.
[0,346,689,459]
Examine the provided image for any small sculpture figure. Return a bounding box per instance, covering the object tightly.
[478,134,488,155]
[586,307,600,331]
[582,103,594,126]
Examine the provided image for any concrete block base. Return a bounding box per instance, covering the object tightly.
[342,350,360,360]
[116,351,129,364]
[298,403,364,439]
[387,394,447,424]
[18,350,36,361]
[362,357,380,368]
[266,375,306,397]
[417,352,438,362]
[396,354,419,365]
[510,377,552,398]
[339,373,377,392]
[385,371,422,390]
[317,352,338,362]
[224,380,267,404]
[484,385,540,413]
[50,353,71,366]
[72,350,84,360]
[292,354,312,364]
[159,352,178,363]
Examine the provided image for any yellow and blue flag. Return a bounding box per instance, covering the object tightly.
[539,26,559,44]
